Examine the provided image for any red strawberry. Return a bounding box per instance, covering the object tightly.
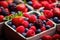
[53,34,60,40]
[12,17,24,26]
[42,35,52,40]
[23,13,30,18]
[39,15,47,20]
[40,26,46,32]
[32,1,42,9]
[27,29,35,37]
[22,21,29,28]
[0,15,4,22]
[23,8,28,13]
[0,1,8,8]
[46,20,54,27]
[29,26,36,32]
[29,15,37,23]
[16,26,25,34]
[16,4,27,12]
[44,10,53,18]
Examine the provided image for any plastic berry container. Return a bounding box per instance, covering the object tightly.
[3,11,56,40]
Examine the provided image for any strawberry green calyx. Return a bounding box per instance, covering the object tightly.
[4,11,23,21]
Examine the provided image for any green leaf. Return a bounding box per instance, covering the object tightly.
[18,11,23,16]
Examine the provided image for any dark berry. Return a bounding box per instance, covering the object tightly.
[11,11,16,14]
[22,33,26,37]
[43,20,46,24]
[53,17,58,23]
[25,28,29,32]
[58,20,60,23]
[12,25,16,30]
[46,25,51,29]
[8,21,12,26]
[27,1,32,6]
[36,29,41,34]
[8,3,16,11]
[34,19,43,29]
[24,18,29,21]
[28,23,33,28]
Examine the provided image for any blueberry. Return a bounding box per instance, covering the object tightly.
[27,1,32,6]
[28,23,33,28]
[24,18,29,21]
[12,25,16,30]
[22,33,26,37]
[53,17,58,23]
[43,20,46,24]
[25,28,29,32]
[11,11,16,14]
[36,29,41,34]
[8,21,12,26]
[58,20,60,23]
[46,25,51,29]
[43,24,46,26]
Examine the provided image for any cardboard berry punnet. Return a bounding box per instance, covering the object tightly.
[3,11,56,40]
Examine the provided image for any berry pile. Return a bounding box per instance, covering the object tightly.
[0,0,32,22]
[41,34,60,40]
[42,6,60,24]
[8,12,54,37]
[23,0,56,9]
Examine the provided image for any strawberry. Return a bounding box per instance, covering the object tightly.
[42,35,52,40]
[0,1,8,8]
[44,10,53,18]
[0,15,4,22]
[53,34,60,40]
[32,1,42,9]
[12,17,24,26]
[40,26,46,32]
[22,21,29,28]
[39,15,47,20]
[27,29,35,37]
[29,15,37,23]
[29,26,36,32]
[46,20,54,27]
[16,26,25,34]
[23,13,30,18]
[16,4,27,12]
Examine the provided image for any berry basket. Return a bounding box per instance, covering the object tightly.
[3,11,56,40]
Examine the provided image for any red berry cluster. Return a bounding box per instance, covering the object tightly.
[42,34,60,40]
[25,0,56,9]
